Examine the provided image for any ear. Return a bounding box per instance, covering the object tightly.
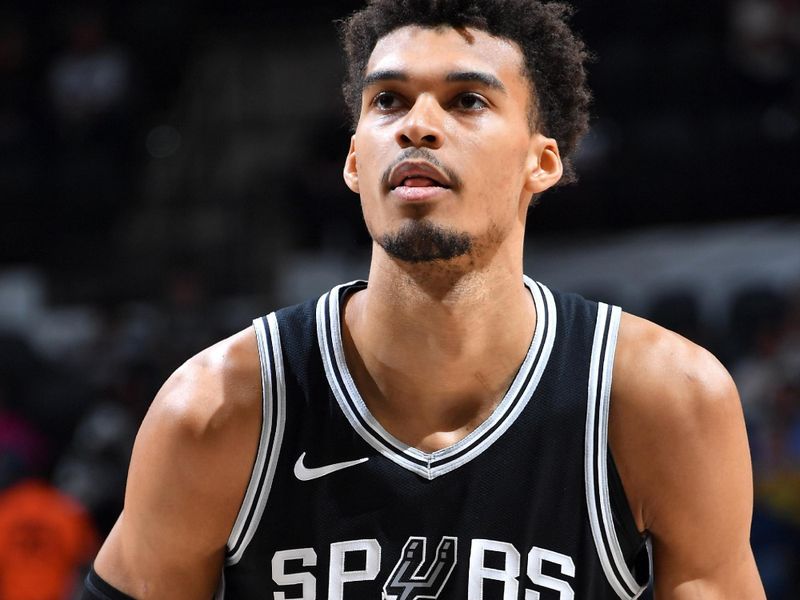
[343,135,360,193]
[523,134,563,195]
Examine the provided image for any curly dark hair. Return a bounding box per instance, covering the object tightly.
[338,0,591,185]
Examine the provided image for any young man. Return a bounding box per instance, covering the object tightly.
[84,1,765,598]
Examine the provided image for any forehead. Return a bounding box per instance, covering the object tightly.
[365,25,527,84]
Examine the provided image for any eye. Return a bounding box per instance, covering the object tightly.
[372,91,403,110]
[454,93,488,111]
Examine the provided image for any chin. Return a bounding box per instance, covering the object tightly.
[375,220,473,263]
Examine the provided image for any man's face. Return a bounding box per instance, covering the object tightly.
[343,25,562,265]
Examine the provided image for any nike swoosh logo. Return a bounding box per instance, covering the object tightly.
[294,452,369,481]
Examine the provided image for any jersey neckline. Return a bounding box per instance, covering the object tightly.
[316,276,557,480]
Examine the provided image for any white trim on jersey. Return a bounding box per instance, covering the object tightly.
[317,276,556,480]
[585,303,649,599]
[213,572,225,600]
[225,313,287,566]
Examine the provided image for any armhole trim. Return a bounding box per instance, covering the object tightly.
[585,303,650,598]
[83,566,136,600]
[213,572,226,600]
[225,313,287,565]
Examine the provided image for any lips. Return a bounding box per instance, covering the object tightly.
[388,161,452,190]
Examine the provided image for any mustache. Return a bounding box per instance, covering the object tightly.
[380,148,463,190]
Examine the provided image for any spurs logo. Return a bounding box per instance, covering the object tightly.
[383,536,458,600]
[270,537,577,598]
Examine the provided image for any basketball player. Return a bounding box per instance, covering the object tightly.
[83,1,766,598]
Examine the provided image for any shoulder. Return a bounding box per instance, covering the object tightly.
[152,325,262,439]
[132,325,264,539]
[609,312,753,559]
[612,311,738,421]
[611,312,742,478]
[609,316,764,592]
[93,326,264,597]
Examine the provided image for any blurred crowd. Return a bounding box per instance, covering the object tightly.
[734,288,800,593]
[0,0,799,598]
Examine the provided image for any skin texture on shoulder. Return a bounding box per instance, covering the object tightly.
[610,312,765,599]
[92,327,263,599]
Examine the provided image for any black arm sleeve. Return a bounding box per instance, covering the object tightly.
[81,566,137,600]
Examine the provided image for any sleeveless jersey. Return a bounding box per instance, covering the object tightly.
[217,277,651,599]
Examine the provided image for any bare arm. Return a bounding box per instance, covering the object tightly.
[93,328,263,599]
[611,313,765,599]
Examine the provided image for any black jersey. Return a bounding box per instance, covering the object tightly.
[217,277,650,599]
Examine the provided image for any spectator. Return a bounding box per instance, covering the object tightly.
[0,479,98,600]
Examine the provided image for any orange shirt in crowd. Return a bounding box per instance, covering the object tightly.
[0,479,98,600]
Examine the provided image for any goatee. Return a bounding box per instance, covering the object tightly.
[377,220,472,263]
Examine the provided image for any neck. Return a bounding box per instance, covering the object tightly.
[341,243,535,452]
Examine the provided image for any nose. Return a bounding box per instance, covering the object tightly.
[395,95,444,149]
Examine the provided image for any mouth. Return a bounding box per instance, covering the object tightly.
[395,176,447,189]
[388,161,452,191]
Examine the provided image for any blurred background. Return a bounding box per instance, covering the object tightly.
[0,0,798,597]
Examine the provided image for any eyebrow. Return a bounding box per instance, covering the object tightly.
[362,69,408,88]
[361,69,507,94]
[446,71,506,92]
